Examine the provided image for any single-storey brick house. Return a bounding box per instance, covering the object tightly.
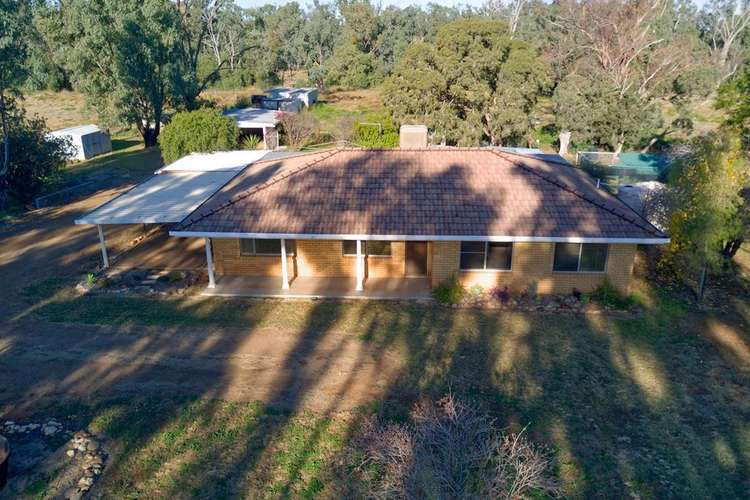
[171,140,668,297]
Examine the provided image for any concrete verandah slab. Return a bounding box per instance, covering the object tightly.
[202,275,433,300]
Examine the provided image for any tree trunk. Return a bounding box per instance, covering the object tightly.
[697,257,707,302]
[615,141,624,155]
[0,92,10,211]
[641,137,658,153]
[722,239,743,259]
[558,131,571,156]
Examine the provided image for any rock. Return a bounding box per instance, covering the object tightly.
[77,444,87,452]
[28,423,40,430]
[3,421,13,426]
[67,449,76,457]
[86,440,100,451]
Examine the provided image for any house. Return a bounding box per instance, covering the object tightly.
[169,128,668,297]
[49,124,112,161]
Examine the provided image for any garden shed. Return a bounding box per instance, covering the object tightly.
[49,124,112,161]
[222,108,281,149]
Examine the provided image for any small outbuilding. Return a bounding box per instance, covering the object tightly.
[222,108,281,149]
[49,124,112,161]
[264,87,318,107]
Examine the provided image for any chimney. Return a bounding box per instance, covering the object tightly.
[399,124,428,149]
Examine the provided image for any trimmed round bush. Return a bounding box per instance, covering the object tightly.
[157,108,240,164]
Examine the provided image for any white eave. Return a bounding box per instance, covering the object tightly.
[169,231,670,245]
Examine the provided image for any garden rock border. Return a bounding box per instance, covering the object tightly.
[1,420,107,499]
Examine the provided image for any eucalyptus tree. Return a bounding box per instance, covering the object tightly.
[65,0,184,146]
[384,19,549,146]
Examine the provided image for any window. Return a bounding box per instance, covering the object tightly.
[553,243,608,272]
[342,240,391,256]
[459,241,512,270]
[240,239,296,256]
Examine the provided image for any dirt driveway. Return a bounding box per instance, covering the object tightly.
[0,192,402,417]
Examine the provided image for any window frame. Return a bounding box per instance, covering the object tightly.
[239,238,296,256]
[342,240,392,258]
[459,241,513,272]
[552,243,608,273]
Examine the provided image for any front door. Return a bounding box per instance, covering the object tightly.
[406,241,428,276]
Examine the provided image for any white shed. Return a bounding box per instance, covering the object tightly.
[50,124,112,161]
[265,87,319,107]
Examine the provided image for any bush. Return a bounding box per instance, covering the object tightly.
[0,102,71,207]
[279,110,320,149]
[353,393,561,499]
[157,108,239,164]
[432,278,465,304]
[589,281,635,309]
[354,112,399,148]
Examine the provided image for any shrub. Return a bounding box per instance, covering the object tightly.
[279,110,320,149]
[353,393,561,499]
[241,135,262,150]
[492,286,510,304]
[157,108,240,164]
[0,101,71,207]
[354,113,399,148]
[432,278,465,304]
[589,281,635,309]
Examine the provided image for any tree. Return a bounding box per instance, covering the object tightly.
[553,72,662,152]
[65,0,185,147]
[384,19,549,146]
[278,110,319,149]
[699,0,750,82]
[666,133,749,299]
[717,64,750,147]
[325,41,380,89]
[0,0,31,209]
[3,105,71,203]
[303,1,340,85]
[157,108,239,164]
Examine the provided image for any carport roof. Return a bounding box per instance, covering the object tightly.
[74,170,239,225]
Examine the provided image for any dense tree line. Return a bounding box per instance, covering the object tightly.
[7,0,750,152]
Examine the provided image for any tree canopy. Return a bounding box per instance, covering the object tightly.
[384,19,549,146]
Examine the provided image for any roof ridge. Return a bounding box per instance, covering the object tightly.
[491,151,663,238]
[177,148,343,230]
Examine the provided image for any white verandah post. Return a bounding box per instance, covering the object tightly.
[262,127,268,150]
[97,224,109,269]
[356,239,364,291]
[280,238,290,289]
[205,238,216,288]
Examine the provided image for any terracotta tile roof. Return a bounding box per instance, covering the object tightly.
[174,148,667,240]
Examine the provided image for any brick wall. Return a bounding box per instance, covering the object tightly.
[432,241,637,294]
[213,239,406,279]
[213,238,637,294]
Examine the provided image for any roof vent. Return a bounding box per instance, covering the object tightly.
[399,124,428,149]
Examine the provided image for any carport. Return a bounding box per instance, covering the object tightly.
[75,151,268,272]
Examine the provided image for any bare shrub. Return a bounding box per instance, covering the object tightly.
[353,394,561,499]
[279,110,320,149]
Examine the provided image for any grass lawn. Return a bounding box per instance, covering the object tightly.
[18,270,750,499]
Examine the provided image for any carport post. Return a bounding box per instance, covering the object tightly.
[356,240,364,291]
[262,127,268,150]
[97,224,109,268]
[280,238,290,289]
[205,238,216,288]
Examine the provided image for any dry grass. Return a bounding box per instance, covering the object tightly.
[23,90,95,130]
